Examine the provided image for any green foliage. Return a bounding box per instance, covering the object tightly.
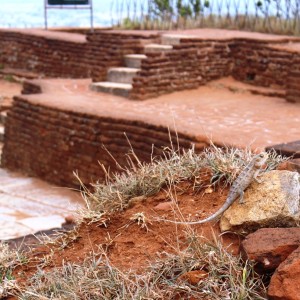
[150,0,210,19]
[3,75,17,83]
[150,0,173,17]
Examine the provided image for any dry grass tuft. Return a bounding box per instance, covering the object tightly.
[82,145,287,219]
[0,242,28,297]
[17,232,268,299]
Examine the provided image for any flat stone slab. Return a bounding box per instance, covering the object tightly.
[107,67,140,84]
[0,168,84,240]
[124,54,147,69]
[90,81,132,98]
[144,44,173,53]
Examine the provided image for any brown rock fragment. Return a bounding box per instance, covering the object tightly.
[154,201,174,211]
[177,270,208,285]
[268,246,300,300]
[277,159,300,173]
[127,196,147,208]
[242,228,300,272]
[64,214,76,224]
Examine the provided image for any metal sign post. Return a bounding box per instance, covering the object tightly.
[44,0,94,31]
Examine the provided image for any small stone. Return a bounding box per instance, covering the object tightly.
[242,228,300,272]
[177,270,208,285]
[127,196,147,208]
[154,201,173,211]
[268,246,300,300]
[220,170,300,233]
[64,214,76,224]
[204,187,213,194]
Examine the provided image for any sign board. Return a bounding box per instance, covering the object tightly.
[44,0,93,30]
[48,0,89,5]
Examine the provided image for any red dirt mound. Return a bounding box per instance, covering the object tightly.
[12,180,241,290]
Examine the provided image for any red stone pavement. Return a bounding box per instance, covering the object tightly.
[23,76,300,151]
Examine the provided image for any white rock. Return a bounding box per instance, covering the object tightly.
[220,170,300,233]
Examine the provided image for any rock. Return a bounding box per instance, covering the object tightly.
[127,196,147,208]
[268,246,300,300]
[277,159,300,173]
[177,270,208,285]
[241,228,300,272]
[266,140,300,159]
[154,201,173,211]
[64,214,76,224]
[220,170,300,233]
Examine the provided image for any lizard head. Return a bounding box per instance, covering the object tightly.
[254,152,268,167]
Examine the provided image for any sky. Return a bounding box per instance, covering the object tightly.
[0,0,114,28]
[0,0,290,29]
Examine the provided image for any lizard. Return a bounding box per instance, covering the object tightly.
[161,152,268,225]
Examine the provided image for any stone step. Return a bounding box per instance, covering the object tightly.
[144,43,173,53]
[0,111,7,125]
[161,34,192,46]
[124,54,147,69]
[0,125,4,143]
[90,82,132,98]
[107,67,139,84]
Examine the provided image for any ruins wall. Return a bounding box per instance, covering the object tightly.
[131,39,232,100]
[230,40,293,90]
[86,30,160,82]
[1,29,299,101]
[0,30,90,78]
[286,54,300,103]
[2,94,206,187]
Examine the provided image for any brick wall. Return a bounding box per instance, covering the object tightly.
[131,39,232,100]
[1,29,299,101]
[230,40,293,90]
[0,29,90,78]
[2,96,207,187]
[87,30,159,82]
[286,55,300,103]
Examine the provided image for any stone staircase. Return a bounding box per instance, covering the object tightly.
[90,41,174,98]
[0,104,9,144]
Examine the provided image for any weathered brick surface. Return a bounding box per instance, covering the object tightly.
[87,30,160,82]
[230,41,293,89]
[286,56,300,103]
[2,96,206,187]
[0,30,90,78]
[21,80,42,95]
[0,29,299,102]
[131,39,232,100]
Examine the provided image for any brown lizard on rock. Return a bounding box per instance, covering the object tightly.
[163,152,268,225]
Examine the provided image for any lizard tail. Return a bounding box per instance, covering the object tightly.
[161,201,232,225]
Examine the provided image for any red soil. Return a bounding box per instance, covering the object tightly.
[12,179,241,290]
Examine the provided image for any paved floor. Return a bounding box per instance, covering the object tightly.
[0,79,82,240]
[0,168,83,240]
[25,76,300,150]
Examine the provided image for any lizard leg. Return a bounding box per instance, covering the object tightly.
[254,170,263,183]
[239,191,245,204]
